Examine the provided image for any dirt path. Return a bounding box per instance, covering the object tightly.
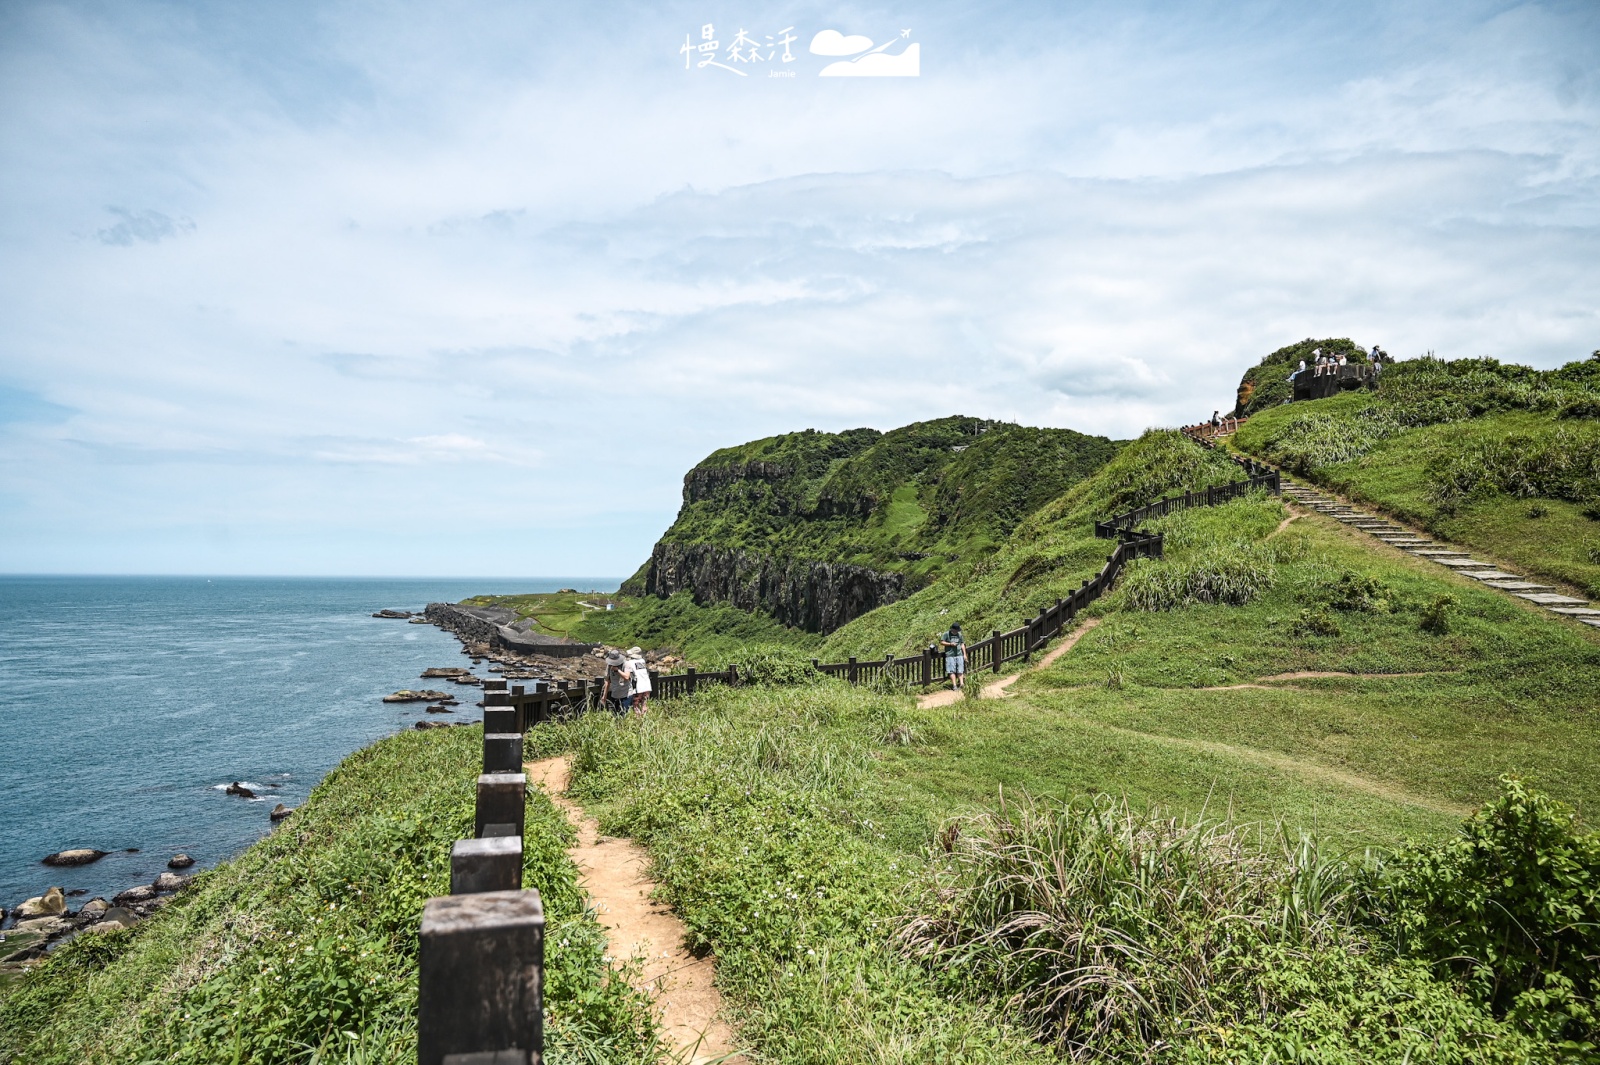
[917,618,1102,708]
[1266,511,1303,539]
[526,756,738,1064]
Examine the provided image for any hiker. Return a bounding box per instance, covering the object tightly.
[1210,410,1220,428]
[626,645,651,714]
[603,650,631,715]
[940,623,966,690]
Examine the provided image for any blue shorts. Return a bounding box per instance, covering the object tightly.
[946,654,966,675]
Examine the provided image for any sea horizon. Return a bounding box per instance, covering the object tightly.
[0,575,619,914]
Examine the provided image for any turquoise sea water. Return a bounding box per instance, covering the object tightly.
[0,575,614,913]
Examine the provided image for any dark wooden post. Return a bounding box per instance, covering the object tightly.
[476,772,526,839]
[728,664,739,686]
[450,836,522,894]
[686,667,697,696]
[417,890,543,1065]
[992,630,1003,672]
[483,733,523,773]
[483,707,516,734]
[922,647,932,687]
[848,657,858,685]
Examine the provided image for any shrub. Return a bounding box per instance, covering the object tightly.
[1294,607,1342,637]
[732,643,828,687]
[1361,777,1600,1046]
[1420,593,1458,635]
[1318,570,1394,613]
[1118,545,1275,611]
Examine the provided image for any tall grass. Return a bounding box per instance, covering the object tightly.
[1116,545,1276,610]
[898,794,1353,1056]
[899,794,1549,1062]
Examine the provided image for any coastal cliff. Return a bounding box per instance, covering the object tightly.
[640,541,904,633]
[622,416,1120,634]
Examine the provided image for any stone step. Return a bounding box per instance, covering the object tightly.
[1433,558,1494,569]
[1412,549,1469,557]
[1549,606,1600,617]
[1484,581,1555,592]
[1517,592,1591,606]
[1465,570,1521,581]
[1582,618,1600,629]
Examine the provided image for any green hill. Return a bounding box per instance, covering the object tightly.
[1234,353,1600,596]
[620,416,1121,633]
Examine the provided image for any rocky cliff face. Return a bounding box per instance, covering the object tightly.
[642,542,904,634]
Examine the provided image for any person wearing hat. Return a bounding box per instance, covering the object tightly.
[603,650,631,715]
[625,646,651,715]
[939,623,966,690]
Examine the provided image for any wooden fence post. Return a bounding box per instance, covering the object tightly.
[476,773,526,839]
[848,657,858,685]
[922,647,932,687]
[685,667,697,696]
[991,630,1003,672]
[450,836,523,895]
[417,891,544,1065]
[483,733,523,773]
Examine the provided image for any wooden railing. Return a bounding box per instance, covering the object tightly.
[1183,415,1245,439]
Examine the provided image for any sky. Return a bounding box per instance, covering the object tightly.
[1,0,1596,577]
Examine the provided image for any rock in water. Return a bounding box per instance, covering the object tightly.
[79,898,109,919]
[152,872,187,892]
[371,609,413,618]
[425,704,453,714]
[167,853,195,869]
[225,781,255,798]
[42,848,108,866]
[269,803,293,821]
[15,915,67,934]
[16,887,66,917]
[113,885,156,905]
[89,906,137,931]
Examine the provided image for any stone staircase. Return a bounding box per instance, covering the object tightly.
[1280,479,1600,629]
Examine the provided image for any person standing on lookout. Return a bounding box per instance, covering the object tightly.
[603,650,631,715]
[940,623,966,690]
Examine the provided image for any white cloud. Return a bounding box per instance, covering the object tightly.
[0,0,1596,574]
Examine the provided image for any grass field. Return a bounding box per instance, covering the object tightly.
[525,489,1600,1062]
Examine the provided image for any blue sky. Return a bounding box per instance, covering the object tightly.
[1,0,1596,576]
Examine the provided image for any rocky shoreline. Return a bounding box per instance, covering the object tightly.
[4,599,666,977]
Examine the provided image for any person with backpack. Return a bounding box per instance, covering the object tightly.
[940,623,966,691]
[603,650,631,715]
[626,645,651,715]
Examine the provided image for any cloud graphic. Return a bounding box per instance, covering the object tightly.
[809,29,873,56]
[820,43,920,77]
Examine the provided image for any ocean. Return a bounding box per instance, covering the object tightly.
[0,575,614,912]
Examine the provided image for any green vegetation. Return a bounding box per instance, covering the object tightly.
[0,727,655,1065]
[625,416,1121,593]
[817,430,1248,660]
[571,591,824,663]
[1235,354,1600,596]
[516,467,1600,1061]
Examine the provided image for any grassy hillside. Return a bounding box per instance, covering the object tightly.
[625,416,1121,591]
[0,727,656,1065]
[818,429,1247,660]
[527,484,1600,1061]
[1235,354,1600,596]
